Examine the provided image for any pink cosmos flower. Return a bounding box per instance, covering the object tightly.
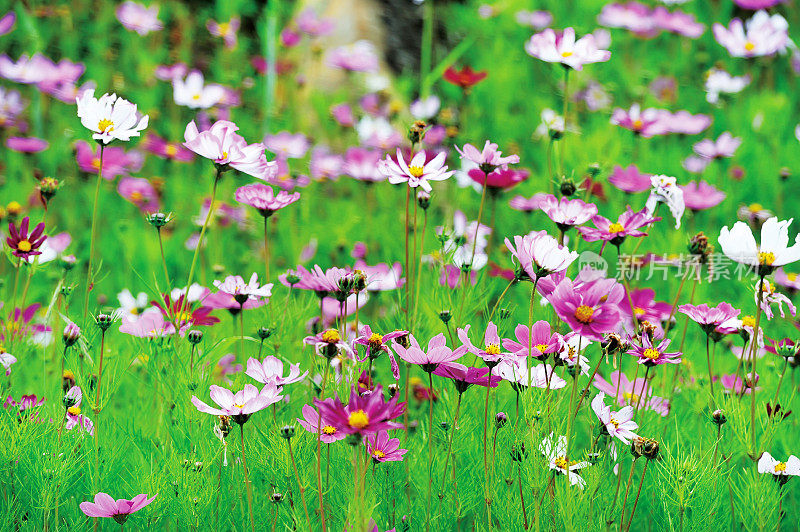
[191,383,283,424]
[142,133,194,162]
[0,53,55,84]
[117,177,159,213]
[263,131,310,159]
[309,148,343,181]
[183,120,277,181]
[525,27,611,70]
[379,149,453,193]
[651,7,705,38]
[325,40,379,73]
[207,17,240,49]
[4,393,45,415]
[119,309,174,338]
[469,166,529,192]
[693,132,741,160]
[455,322,515,366]
[314,385,405,436]
[281,28,301,47]
[660,110,711,135]
[516,10,553,29]
[331,103,355,127]
[591,392,638,444]
[578,207,658,247]
[627,334,681,366]
[394,333,462,373]
[758,280,796,320]
[456,141,520,173]
[6,136,48,153]
[303,329,356,359]
[538,194,599,230]
[735,0,784,8]
[608,164,652,193]
[433,363,502,392]
[295,8,335,37]
[775,268,800,293]
[593,371,669,416]
[297,403,346,443]
[0,12,15,36]
[64,386,95,435]
[80,493,157,524]
[720,374,759,395]
[245,356,307,386]
[439,264,477,289]
[678,303,740,337]
[505,231,578,281]
[620,288,672,329]
[509,193,549,212]
[0,87,26,128]
[342,147,384,182]
[354,260,405,291]
[353,326,407,380]
[155,63,188,81]
[367,432,408,462]
[0,350,16,376]
[680,181,726,211]
[549,276,624,341]
[713,10,789,58]
[235,183,300,217]
[116,2,162,35]
[502,321,563,359]
[75,140,143,179]
[610,104,667,137]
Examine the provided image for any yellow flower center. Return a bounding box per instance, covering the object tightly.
[634,307,645,317]
[623,392,640,405]
[575,305,594,324]
[408,166,425,178]
[485,343,501,355]
[642,348,660,360]
[165,144,178,156]
[233,403,245,409]
[744,41,755,52]
[17,240,31,252]
[758,252,775,266]
[221,151,228,160]
[741,315,755,328]
[749,203,763,212]
[368,333,383,345]
[67,406,81,416]
[322,425,337,435]
[554,456,578,470]
[775,462,787,473]
[608,223,625,234]
[609,415,620,429]
[218,22,230,34]
[372,450,386,459]
[535,344,549,353]
[561,51,573,58]
[63,370,74,379]
[787,273,798,282]
[322,330,341,343]
[91,158,101,170]
[192,94,201,101]
[348,410,370,429]
[633,119,644,130]
[131,192,143,202]
[7,201,21,214]
[97,118,114,133]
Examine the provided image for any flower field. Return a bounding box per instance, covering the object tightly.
[1,0,800,530]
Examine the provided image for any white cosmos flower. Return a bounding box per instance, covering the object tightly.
[758,452,800,477]
[591,392,638,445]
[719,217,800,270]
[172,71,225,109]
[0,351,16,376]
[539,433,591,489]
[645,174,684,229]
[213,272,273,301]
[76,89,149,144]
[505,230,578,280]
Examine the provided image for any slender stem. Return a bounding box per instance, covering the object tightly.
[413,208,428,329]
[564,339,582,461]
[706,335,715,402]
[574,346,608,413]
[157,228,171,289]
[771,357,789,411]
[84,145,105,323]
[240,424,255,532]
[633,365,650,420]
[315,364,330,532]
[404,187,411,330]
[263,215,271,282]
[426,371,435,531]
[439,393,462,496]
[618,458,638,531]
[518,466,529,530]
[483,366,494,529]
[487,279,515,323]
[749,276,765,455]
[560,67,569,176]
[287,437,311,529]
[470,174,489,267]
[624,460,649,532]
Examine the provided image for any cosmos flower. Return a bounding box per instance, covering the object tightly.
[0,87,26,128]
[263,131,310,159]
[437,210,491,270]
[0,349,16,376]
[379,149,453,193]
[496,359,567,390]
[627,334,681,366]
[0,11,15,36]
[515,10,553,29]
[76,90,149,144]
[705,68,750,104]
[80,493,157,524]
[75,141,143,179]
[119,309,174,338]
[607,164,652,193]
[172,71,225,109]
[367,432,408,462]
[455,322,516,366]
[591,392,638,444]
[680,181,726,211]
[341,147,384,182]
[410,95,441,120]
[558,333,592,375]
[213,273,273,305]
[443,65,487,89]
[434,363,502,392]
[6,136,48,153]
[720,373,759,395]
[7,216,46,260]
[116,2,162,35]
[693,132,742,160]
[245,356,307,386]
[644,175,685,229]
[757,280,796,320]
[314,385,405,437]
[757,452,800,479]
[117,177,160,213]
[303,329,356,359]
[774,268,800,293]
[502,321,563,359]
[538,194,599,230]
[297,403,346,443]
[456,141,520,173]
[578,207,657,249]
[469,166,529,192]
[525,27,611,70]
[619,288,672,330]
[295,8,335,37]
[509,193,549,212]
[718,217,800,273]
[713,10,790,58]
[325,40,379,73]
[142,133,194,162]
[235,183,300,217]
[393,333,462,373]
[610,104,668,137]
[549,276,624,341]
[539,433,591,488]
[207,17,240,49]
[183,120,277,180]
[309,148,343,181]
[64,386,95,435]
[353,326,407,380]
[505,231,578,281]
[192,383,283,424]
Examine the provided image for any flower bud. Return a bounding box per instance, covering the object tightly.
[62,370,75,393]
[417,191,431,210]
[408,120,427,144]
[711,409,727,426]
[495,412,508,429]
[498,308,512,320]
[388,383,399,398]
[38,177,60,203]
[94,313,115,331]
[438,310,452,324]
[63,323,81,347]
[187,330,203,345]
[257,327,273,340]
[285,272,301,285]
[588,163,601,177]
[559,179,576,197]
[146,212,174,228]
[270,492,284,503]
[280,425,295,440]
[218,415,231,438]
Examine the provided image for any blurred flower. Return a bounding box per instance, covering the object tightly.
[693,132,741,160]
[0,11,15,36]
[611,104,666,137]
[309,148,343,181]
[509,193,548,212]
[515,10,553,29]
[713,10,790,58]
[207,17,240,49]
[264,131,309,159]
[326,40,379,73]
[0,87,25,128]
[76,90,148,144]
[331,103,355,127]
[155,63,188,81]
[142,133,194,162]
[410,95,440,120]
[608,164,651,193]
[525,27,611,70]
[593,371,669,415]
[75,140,143,178]
[705,68,750,104]
[117,177,159,213]
[295,8,335,37]
[443,65,487,90]
[6,136,48,153]
[680,181,725,211]
[173,71,225,109]
[0,349,16,376]
[116,2,162,35]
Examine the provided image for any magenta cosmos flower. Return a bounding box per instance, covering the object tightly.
[64,386,95,435]
[367,431,408,463]
[505,231,578,281]
[0,12,15,36]
[393,333,462,373]
[75,140,142,179]
[525,27,611,70]
[184,120,277,180]
[235,183,299,217]
[469,166,529,192]
[549,276,624,341]
[678,302,740,336]
[142,133,194,162]
[591,392,638,445]
[509,192,548,212]
[191,383,283,424]
[610,104,667,137]
[7,216,46,260]
[455,322,515,366]
[117,177,159,213]
[456,140,520,173]
[80,492,157,524]
[116,2,162,35]
[608,164,652,193]
[6,136,48,153]
[735,0,784,8]
[433,363,502,393]
[680,181,726,211]
[627,334,681,366]
[619,288,672,329]
[593,371,669,416]
[378,149,453,193]
[538,194,599,230]
[207,17,240,49]
[297,403,347,443]
[325,40,379,73]
[502,321,563,359]
[693,132,741,160]
[245,355,307,386]
[314,385,405,437]
[578,207,658,248]
[353,326,407,380]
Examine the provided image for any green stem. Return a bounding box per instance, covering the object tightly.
[84,145,105,323]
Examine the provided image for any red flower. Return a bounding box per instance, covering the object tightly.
[443,65,487,89]
[6,216,46,259]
